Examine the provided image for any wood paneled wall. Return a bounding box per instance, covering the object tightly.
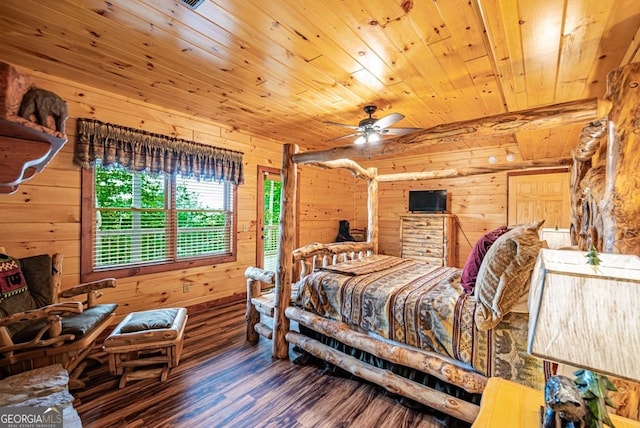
[357,145,524,267]
[0,65,356,319]
[298,166,359,244]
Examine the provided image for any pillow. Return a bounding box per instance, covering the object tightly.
[120,308,179,333]
[0,254,28,300]
[460,226,509,294]
[0,254,37,337]
[474,219,545,331]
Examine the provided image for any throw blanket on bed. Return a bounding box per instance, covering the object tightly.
[297,255,548,390]
[320,254,412,276]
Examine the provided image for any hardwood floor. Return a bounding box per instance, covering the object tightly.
[75,302,443,428]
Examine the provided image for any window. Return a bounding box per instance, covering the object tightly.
[81,164,237,281]
[75,118,243,282]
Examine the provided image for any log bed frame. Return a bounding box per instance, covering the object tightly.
[247,62,640,423]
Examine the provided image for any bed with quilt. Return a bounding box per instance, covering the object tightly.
[284,220,551,425]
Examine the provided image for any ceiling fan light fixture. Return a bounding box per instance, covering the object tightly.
[367,132,380,143]
[354,135,367,145]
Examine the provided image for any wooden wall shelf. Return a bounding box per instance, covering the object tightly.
[0,117,67,194]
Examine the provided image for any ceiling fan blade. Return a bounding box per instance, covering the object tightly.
[382,127,422,135]
[373,112,405,129]
[324,121,360,130]
[325,132,359,142]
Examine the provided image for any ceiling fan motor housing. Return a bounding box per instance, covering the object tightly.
[359,105,378,128]
[358,118,377,128]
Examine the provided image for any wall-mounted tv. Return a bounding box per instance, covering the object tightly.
[408,189,447,213]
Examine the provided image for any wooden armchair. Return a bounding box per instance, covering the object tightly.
[0,251,117,388]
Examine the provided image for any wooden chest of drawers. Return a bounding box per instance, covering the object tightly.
[400,214,456,268]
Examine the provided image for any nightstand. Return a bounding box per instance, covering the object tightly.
[472,377,640,428]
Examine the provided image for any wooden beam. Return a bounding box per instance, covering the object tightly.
[378,169,460,182]
[376,158,571,182]
[293,98,612,163]
[273,143,298,359]
[304,159,375,179]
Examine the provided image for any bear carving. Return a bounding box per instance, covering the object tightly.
[543,375,588,428]
[18,86,69,133]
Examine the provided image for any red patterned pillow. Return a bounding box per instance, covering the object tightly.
[460,226,509,294]
[0,254,28,300]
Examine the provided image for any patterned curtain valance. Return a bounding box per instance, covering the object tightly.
[75,118,244,185]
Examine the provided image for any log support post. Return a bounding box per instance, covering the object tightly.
[367,168,378,253]
[273,143,298,359]
[601,62,640,255]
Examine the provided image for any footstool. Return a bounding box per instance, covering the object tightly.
[103,307,188,388]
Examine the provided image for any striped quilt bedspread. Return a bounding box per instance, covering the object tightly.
[296,254,549,389]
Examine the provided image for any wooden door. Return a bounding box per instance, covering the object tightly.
[508,170,570,228]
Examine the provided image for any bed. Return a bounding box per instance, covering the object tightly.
[286,218,550,423]
[244,142,571,424]
[295,253,548,390]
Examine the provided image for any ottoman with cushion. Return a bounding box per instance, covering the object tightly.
[103,307,188,388]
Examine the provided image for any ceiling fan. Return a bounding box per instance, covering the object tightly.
[324,105,421,145]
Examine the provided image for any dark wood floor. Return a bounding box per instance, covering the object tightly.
[75,302,443,428]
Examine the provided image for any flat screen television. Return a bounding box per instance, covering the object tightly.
[408,189,447,213]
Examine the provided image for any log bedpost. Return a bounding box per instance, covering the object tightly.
[367,168,378,252]
[601,62,640,255]
[273,143,298,359]
[244,266,275,343]
[245,275,260,343]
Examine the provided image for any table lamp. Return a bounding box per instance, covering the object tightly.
[527,248,640,426]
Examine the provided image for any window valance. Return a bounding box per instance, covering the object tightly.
[75,118,244,185]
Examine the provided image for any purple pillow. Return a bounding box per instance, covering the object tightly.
[460,226,509,294]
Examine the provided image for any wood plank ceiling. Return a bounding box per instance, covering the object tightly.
[0,0,638,160]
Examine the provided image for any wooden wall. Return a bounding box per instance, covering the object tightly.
[0,65,356,319]
[357,145,525,267]
[298,166,359,244]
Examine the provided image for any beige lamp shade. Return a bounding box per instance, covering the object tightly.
[528,249,640,383]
